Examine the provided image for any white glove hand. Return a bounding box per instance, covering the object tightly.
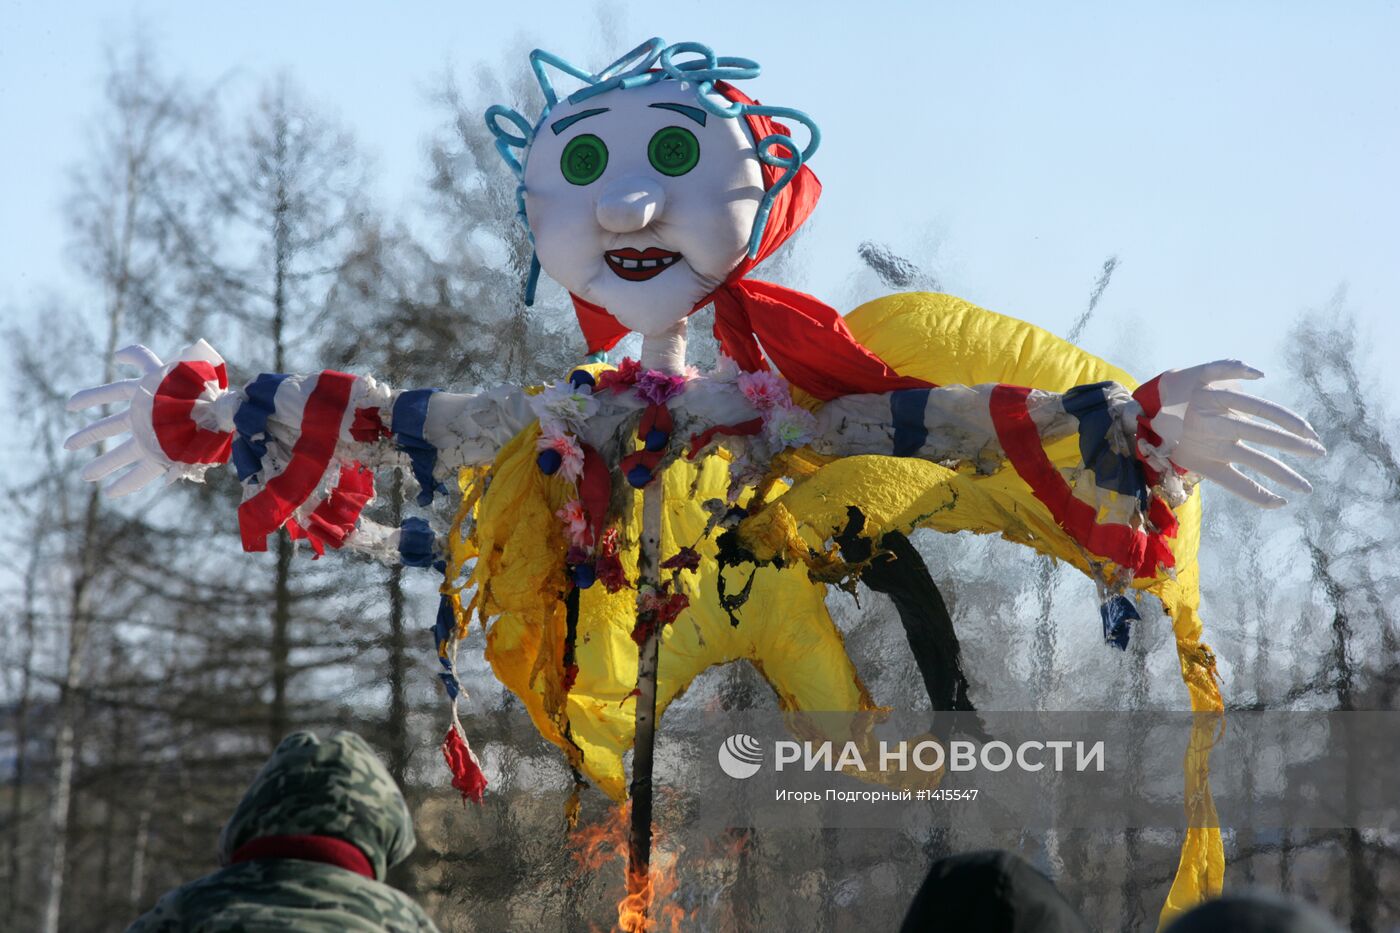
[65,340,234,497]
[1133,360,1324,509]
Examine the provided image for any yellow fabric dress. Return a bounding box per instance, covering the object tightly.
[443,293,1223,926]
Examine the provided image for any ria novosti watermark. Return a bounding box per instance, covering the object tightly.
[653,710,1400,831]
[717,734,764,779]
[719,734,1105,779]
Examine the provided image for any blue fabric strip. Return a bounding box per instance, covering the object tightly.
[439,666,460,701]
[392,389,443,506]
[231,373,289,483]
[1100,594,1140,650]
[1062,382,1148,506]
[890,388,932,457]
[433,594,460,700]
[230,438,262,483]
[433,592,456,651]
[397,517,437,569]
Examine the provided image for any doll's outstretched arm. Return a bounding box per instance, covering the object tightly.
[806,362,1323,576]
[65,340,531,560]
[811,363,1322,508]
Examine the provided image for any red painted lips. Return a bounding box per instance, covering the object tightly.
[604,247,682,282]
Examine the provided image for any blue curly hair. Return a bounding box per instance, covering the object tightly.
[484,38,821,304]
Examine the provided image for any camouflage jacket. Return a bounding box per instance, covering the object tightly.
[126,731,439,932]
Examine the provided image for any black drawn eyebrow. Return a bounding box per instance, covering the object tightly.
[551,108,610,135]
[648,102,707,126]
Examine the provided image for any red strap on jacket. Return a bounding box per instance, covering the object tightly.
[229,834,375,880]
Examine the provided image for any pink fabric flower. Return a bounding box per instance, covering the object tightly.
[737,370,789,412]
[536,430,584,483]
[634,369,688,406]
[596,357,642,394]
[556,499,589,547]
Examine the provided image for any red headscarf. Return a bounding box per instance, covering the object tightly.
[569,82,931,401]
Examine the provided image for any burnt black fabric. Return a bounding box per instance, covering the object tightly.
[899,850,1090,933]
[857,528,975,714]
[1162,892,1344,933]
[833,508,979,731]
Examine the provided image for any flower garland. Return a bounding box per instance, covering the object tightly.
[529,360,698,595]
[530,370,617,591]
[529,358,817,651]
[706,363,818,496]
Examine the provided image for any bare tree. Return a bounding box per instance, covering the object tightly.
[423,57,580,385]
[26,39,196,932]
[154,73,376,752]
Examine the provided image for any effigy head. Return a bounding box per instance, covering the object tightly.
[522,79,762,335]
[486,39,821,343]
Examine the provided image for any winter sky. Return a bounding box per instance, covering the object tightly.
[3,1,1397,404]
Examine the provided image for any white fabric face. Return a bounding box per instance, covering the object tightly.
[522,79,764,337]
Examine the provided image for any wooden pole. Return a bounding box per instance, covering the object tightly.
[626,321,686,917]
[627,482,664,896]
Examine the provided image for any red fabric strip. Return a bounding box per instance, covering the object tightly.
[152,360,233,464]
[578,444,612,549]
[441,727,488,806]
[1131,375,1166,485]
[350,406,391,443]
[688,418,764,460]
[578,274,931,402]
[283,519,320,556]
[713,280,933,401]
[571,293,629,355]
[287,462,376,556]
[238,372,356,552]
[990,384,1172,579]
[1132,374,1163,421]
[1148,496,1179,540]
[619,403,675,482]
[229,834,375,879]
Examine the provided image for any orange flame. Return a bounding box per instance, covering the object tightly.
[570,804,687,932]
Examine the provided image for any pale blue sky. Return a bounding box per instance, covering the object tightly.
[2,0,1397,400]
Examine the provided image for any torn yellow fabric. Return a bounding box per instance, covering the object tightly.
[447,429,874,802]
[445,293,1222,924]
[760,293,1223,924]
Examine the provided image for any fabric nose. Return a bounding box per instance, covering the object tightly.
[596,176,665,233]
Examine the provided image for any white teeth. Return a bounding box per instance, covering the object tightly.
[606,252,680,271]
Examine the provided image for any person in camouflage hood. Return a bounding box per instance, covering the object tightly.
[127,730,439,932]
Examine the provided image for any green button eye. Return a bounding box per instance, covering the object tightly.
[561,133,608,186]
[648,126,699,177]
